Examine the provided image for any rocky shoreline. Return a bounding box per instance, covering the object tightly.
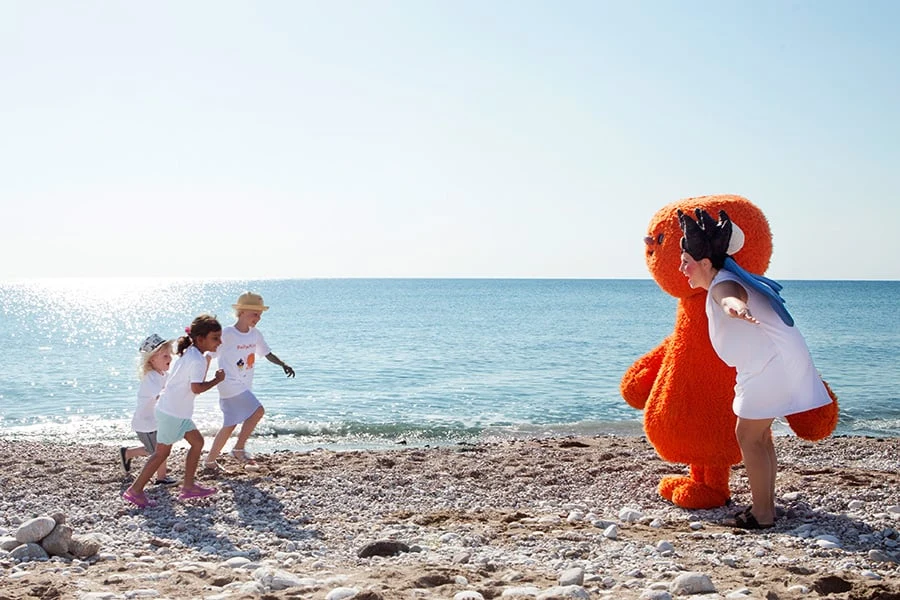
[1,435,898,599]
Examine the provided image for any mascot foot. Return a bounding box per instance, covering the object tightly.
[658,475,730,509]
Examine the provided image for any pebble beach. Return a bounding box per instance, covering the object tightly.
[1,435,899,600]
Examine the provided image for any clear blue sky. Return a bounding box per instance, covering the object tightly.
[2,1,898,280]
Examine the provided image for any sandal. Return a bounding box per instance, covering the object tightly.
[119,447,132,474]
[230,449,257,465]
[204,460,225,473]
[123,488,156,508]
[178,484,217,501]
[153,476,179,486]
[732,510,774,530]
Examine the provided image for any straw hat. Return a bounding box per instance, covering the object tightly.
[233,292,269,312]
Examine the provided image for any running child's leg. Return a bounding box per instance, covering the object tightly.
[206,424,237,465]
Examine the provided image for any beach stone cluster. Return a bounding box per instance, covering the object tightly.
[1,513,100,562]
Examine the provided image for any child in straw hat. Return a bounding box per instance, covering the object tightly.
[205,292,294,471]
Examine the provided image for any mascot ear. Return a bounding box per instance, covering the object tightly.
[678,209,708,258]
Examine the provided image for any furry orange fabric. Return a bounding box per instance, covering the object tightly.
[621,195,838,509]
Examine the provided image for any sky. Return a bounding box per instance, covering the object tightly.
[1,1,898,280]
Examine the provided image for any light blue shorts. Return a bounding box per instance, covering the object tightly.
[155,409,197,445]
[220,390,263,427]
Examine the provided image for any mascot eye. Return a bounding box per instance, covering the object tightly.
[644,233,665,246]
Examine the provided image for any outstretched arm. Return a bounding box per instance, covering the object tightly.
[711,280,759,324]
[265,352,295,377]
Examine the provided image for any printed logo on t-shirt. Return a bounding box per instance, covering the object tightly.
[235,353,255,371]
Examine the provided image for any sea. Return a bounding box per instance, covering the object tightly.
[1,278,898,452]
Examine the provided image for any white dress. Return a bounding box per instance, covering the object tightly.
[706,270,832,419]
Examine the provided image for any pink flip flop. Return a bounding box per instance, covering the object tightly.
[178,484,217,501]
[122,489,157,508]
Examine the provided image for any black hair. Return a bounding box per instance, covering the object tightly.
[176,314,221,356]
[677,208,734,270]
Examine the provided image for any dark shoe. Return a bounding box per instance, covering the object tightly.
[154,477,179,486]
[119,447,132,474]
[732,510,774,530]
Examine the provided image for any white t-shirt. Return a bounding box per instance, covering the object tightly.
[215,326,271,399]
[156,346,208,419]
[132,370,166,432]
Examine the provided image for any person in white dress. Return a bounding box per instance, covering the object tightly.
[677,208,832,529]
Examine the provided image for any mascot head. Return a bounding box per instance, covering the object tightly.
[644,194,772,298]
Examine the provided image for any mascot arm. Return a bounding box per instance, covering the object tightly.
[620,339,669,410]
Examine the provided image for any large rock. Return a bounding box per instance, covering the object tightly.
[15,517,56,543]
[1,536,21,551]
[10,542,49,561]
[41,523,73,556]
[69,535,101,559]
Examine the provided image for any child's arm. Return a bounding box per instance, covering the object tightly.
[191,369,225,394]
[265,352,295,377]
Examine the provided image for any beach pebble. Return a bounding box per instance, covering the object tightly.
[725,588,753,598]
[640,591,673,600]
[357,540,410,557]
[502,586,541,597]
[536,586,589,599]
[669,572,715,595]
[619,508,643,522]
[124,589,161,598]
[15,516,56,543]
[454,592,485,600]
[603,524,618,539]
[656,540,675,554]
[326,588,359,600]
[10,542,49,561]
[815,535,842,549]
[1,536,20,551]
[253,567,316,591]
[558,566,584,586]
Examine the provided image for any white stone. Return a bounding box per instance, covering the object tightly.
[502,586,541,597]
[670,572,716,595]
[536,586,589,599]
[559,567,584,586]
[454,592,485,600]
[124,590,161,598]
[1,536,20,551]
[689,522,704,530]
[619,508,643,522]
[225,556,252,568]
[253,566,317,591]
[815,535,842,549]
[725,588,753,598]
[848,500,865,510]
[325,588,359,600]
[782,492,801,501]
[656,541,675,554]
[603,524,618,539]
[15,517,56,544]
[79,594,117,600]
[861,570,882,580]
[640,591,672,600]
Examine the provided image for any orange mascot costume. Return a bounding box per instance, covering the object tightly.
[620,194,838,509]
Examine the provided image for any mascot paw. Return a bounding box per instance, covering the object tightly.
[658,475,730,509]
[786,382,839,441]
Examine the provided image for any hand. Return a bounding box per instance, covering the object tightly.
[728,306,759,324]
[283,364,295,378]
[213,369,225,383]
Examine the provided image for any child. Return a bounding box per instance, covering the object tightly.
[118,334,177,486]
[204,292,294,472]
[123,315,225,508]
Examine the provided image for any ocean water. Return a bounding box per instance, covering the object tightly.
[0,278,897,452]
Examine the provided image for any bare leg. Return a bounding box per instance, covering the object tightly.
[155,458,169,481]
[233,405,265,453]
[126,444,172,496]
[206,424,237,465]
[125,447,149,461]
[182,429,204,489]
[735,417,777,525]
